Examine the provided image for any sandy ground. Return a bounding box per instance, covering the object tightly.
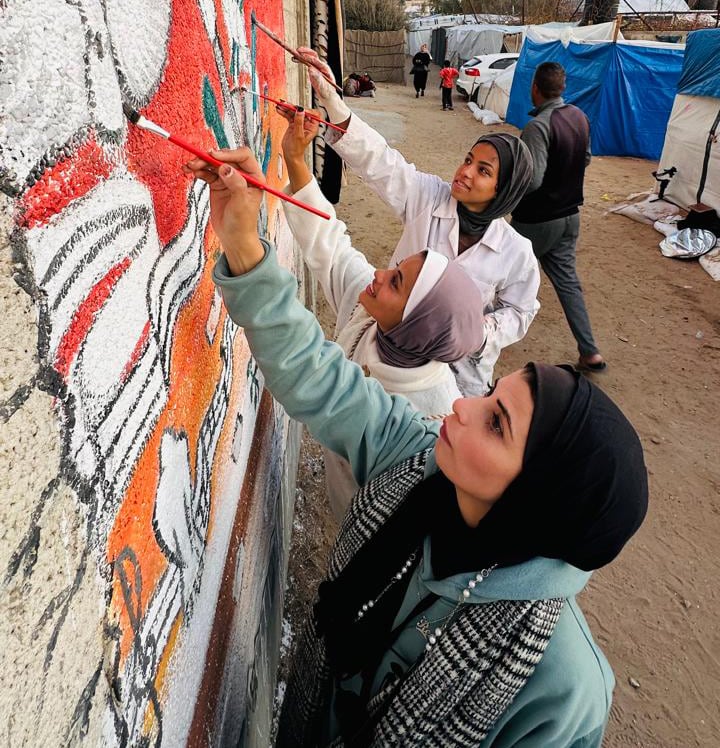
[281,69,720,747]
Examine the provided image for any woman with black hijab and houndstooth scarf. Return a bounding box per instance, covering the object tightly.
[185,146,649,748]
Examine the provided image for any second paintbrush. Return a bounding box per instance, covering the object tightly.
[241,88,347,134]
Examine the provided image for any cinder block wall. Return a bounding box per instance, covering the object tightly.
[0,1,307,744]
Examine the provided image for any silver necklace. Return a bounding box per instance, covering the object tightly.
[355,551,417,622]
[416,564,497,651]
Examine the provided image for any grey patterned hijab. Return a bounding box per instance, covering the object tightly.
[456,133,534,237]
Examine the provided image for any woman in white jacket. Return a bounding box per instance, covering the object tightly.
[298,48,539,397]
[279,108,488,520]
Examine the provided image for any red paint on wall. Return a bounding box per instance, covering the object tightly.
[243,0,289,204]
[120,320,151,384]
[18,135,115,230]
[54,257,132,378]
[244,0,286,90]
[124,0,225,246]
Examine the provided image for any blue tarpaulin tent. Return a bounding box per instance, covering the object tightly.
[676,29,720,99]
[506,39,685,160]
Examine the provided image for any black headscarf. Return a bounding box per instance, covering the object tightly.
[314,363,648,712]
[456,133,534,238]
[431,363,649,576]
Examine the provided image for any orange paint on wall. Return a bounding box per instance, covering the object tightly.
[106,0,295,671]
[107,236,228,657]
[147,613,183,731]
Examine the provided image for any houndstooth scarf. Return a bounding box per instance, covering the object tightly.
[276,450,564,747]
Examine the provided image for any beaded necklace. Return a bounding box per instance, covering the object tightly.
[353,550,498,655]
[354,552,418,622]
[416,564,497,651]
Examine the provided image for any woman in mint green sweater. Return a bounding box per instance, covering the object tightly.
[185,148,648,747]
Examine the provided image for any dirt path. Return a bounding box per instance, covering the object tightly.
[285,69,720,747]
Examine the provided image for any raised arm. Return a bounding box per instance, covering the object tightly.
[279,107,375,320]
[297,47,447,223]
[183,148,438,484]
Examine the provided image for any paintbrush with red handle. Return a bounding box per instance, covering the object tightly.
[250,13,343,93]
[122,104,331,220]
[240,87,347,134]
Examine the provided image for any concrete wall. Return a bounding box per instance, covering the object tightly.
[0,0,307,744]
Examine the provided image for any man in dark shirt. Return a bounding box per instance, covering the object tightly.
[512,62,606,372]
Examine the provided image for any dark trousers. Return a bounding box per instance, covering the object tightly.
[512,213,599,356]
[413,71,428,92]
[441,87,452,108]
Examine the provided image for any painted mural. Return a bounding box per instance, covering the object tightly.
[0,0,299,744]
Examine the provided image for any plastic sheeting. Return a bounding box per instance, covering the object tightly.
[506,39,685,160]
[677,29,720,98]
[659,94,720,212]
[657,29,720,212]
[617,0,689,10]
[525,21,618,44]
[659,228,717,258]
[477,63,516,118]
[444,24,523,66]
[406,14,481,55]
[406,30,433,57]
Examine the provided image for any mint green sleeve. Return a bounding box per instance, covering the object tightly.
[212,240,439,486]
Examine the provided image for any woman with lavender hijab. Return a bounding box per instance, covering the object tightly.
[278,107,488,519]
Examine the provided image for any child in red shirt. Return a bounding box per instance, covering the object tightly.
[439,60,459,110]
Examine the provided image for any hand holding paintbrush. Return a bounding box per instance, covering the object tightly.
[294,47,352,126]
[182,147,266,277]
[240,87,347,134]
[251,14,343,94]
[123,104,330,220]
[278,107,320,194]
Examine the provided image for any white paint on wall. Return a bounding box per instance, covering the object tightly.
[79,0,126,135]
[105,0,172,105]
[160,363,265,747]
[206,289,223,346]
[22,173,210,540]
[0,1,89,183]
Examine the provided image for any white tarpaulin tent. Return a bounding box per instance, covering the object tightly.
[405,14,514,56]
[526,20,619,44]
[657,29,720,213]
[444,24,524,66]
[406,14,480,56]
[477,63,516,119]
[617,0,690,11]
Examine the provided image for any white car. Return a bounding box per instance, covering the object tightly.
[456,53,519,102]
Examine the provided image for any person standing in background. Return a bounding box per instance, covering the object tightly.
[439,60,459,111]
[511,62,607,373]
[411,44,432,98]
